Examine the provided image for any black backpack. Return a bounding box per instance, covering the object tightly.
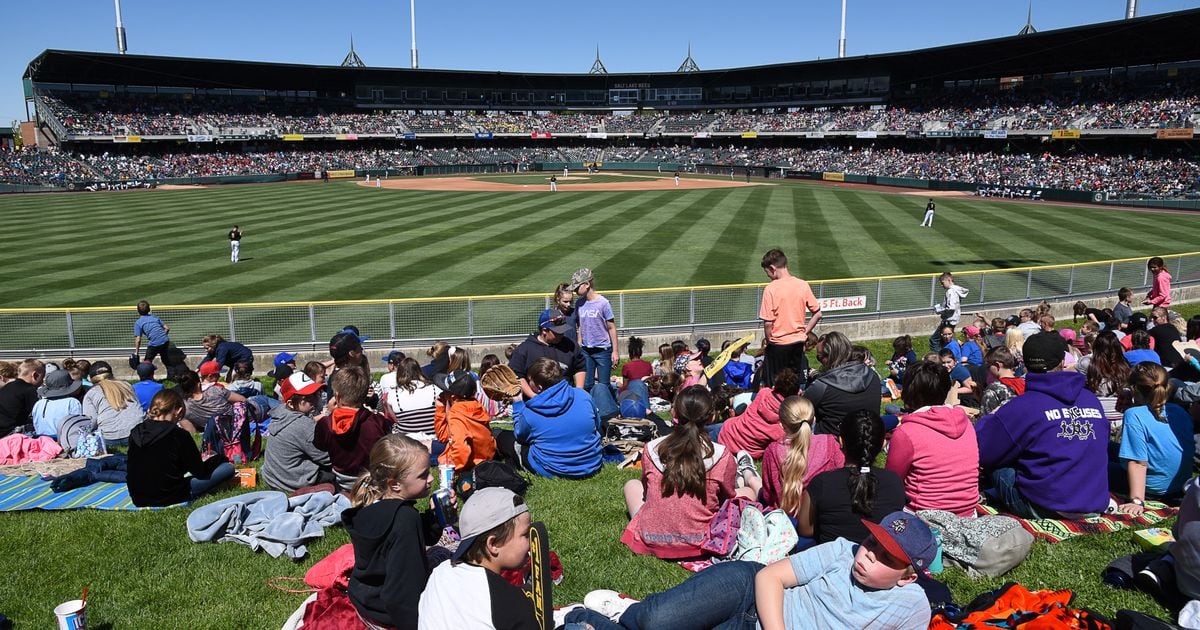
[467,461,530,499]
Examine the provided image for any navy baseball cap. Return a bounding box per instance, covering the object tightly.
[538,311,571,335]
[861,511,937,573]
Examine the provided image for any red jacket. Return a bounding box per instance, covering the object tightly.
[716,387,784,458]
[314,407,393,476]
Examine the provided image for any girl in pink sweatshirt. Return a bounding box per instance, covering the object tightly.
[621,385,740,560]
[885,361,980,517]
[740,396,845,515]
[716,369,802,459]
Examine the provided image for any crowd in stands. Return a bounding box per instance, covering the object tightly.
[2,142,1197,196]
[5,254,1200,629]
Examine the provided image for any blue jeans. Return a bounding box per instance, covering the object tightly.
[592,382,620,420]
[190,462,236,499]
[706,422,724,443]
[565,561,763,630]
[986,467,1045,519]
[582,346,614,393]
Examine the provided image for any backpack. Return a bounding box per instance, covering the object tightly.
[604,418,657,444]
[702,496,758,557]
[732,504,800,564]
[200,402,261,465]
[467,460,530,499]
[56,414,106,458]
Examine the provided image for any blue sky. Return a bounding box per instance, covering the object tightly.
[3,0,1198,126]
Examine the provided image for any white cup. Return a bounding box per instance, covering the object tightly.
[53,599,87,630]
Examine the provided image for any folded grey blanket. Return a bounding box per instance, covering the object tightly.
[186,490,349,559]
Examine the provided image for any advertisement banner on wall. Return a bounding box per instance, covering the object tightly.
[740,131,759,139]
[474,132,494,140]
[187,134,214,142]
[983,130,1008,139]
[530,132,552,139]
[399,132,417,140]
[112,135,142,143]
[326,169,356,179]
[822,172,845,182]
[819,295,867,312]
[805,131,825,139]
[693,132,710,139]
[586,132,608,139]
[1051,129,1081,139]
[336,134,358,140]
[281,134,305,141]
[1156,128,1194,139]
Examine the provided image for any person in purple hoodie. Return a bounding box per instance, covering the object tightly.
[975,332,1111,518]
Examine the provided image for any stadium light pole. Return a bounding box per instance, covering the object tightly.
[410,0,419,69]
[114,0,128,55]
[837,0,847,58]
[1126,0,1137,19]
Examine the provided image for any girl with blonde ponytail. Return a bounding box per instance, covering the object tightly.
[742,396,845,516]
[343,434,442,629]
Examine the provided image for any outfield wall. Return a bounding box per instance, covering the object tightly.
[1,253,1197,361]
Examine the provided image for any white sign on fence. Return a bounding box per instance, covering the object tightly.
[819,295,868,312]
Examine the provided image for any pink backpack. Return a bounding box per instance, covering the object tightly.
[701,496,759,557]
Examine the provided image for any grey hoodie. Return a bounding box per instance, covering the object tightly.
[934,284,970,325]
[261,404,333,492]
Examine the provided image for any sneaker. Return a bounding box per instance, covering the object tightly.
[553,603,584,628]
[735,450,756,477]
[583,589,639,622]
[1136,558,1176,599]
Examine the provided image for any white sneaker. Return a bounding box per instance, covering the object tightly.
[553,603,584,628]
[735,450,757,477]
[583,589,639,622]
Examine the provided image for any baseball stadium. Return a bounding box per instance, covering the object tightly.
[2,3,1200,627]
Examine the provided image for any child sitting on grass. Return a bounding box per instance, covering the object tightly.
[568,510,935,629]
[342,434,440,630]
[127,389,234,507]
[1114,362,1195,514]
[314,366,394,490]
[261,373,334,493]
[715,369,802,458]
[418,487,539,629]
[742,396,844,515]
[433,370,496,486]
[621,385,748,560]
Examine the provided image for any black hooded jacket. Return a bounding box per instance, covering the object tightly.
[342,498,441,629]
[805,362,882,435]
[127,419,227,507]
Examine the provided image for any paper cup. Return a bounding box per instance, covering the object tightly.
[53,599,86,630]
[236,467,257,488]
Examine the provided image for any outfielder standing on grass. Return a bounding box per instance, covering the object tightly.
[228,225,242,263]
[920,199,936,227]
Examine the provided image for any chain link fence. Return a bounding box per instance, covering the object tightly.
[1,253,1196,357]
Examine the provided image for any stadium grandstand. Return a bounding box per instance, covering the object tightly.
[4,7,1199,201]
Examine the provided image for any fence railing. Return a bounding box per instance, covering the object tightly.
[1,253,1197,357]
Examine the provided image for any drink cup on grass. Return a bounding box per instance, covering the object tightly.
[53,599,86,630]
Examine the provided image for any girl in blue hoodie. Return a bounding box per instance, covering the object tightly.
[499,357,602,479]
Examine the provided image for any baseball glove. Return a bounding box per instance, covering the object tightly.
[481,364,521,400]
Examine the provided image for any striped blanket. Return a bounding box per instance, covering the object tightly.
[0,474,187,511]
[976,498,1177,543]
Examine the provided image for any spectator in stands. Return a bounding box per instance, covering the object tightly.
[0,359,44,437]
[805,332,882,436]
[975,333,1110,518]
[758,249,822,387]
[509,311,586,399]
[500,357,602,479]
[887,361,979,516]
[83,361,143,446]
[132,362,164,413]
[201,334,254,381]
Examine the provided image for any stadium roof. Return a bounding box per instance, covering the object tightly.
[24,7,1200,93]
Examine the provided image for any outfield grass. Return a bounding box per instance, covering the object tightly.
[4,305,1198,627]
[3,178,1200,309]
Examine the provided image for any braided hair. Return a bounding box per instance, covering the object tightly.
[840,409,885,515]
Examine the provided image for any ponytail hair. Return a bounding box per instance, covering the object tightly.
[778,396,815,517]
[1129,362,1170,422]
[659,385,715,500]
[351,434,430,508]
[839,409,885,516]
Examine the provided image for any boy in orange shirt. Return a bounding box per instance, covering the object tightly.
[434,370,496,481]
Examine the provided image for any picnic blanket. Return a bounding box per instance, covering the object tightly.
[976,497,1177,543]
[0,474,186,511]
[187,490,349,559]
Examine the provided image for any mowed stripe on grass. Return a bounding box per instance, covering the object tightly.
[3,179,1200,308]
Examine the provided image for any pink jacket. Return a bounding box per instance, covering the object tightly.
[1148,270,1173,307]
[0,434,63,465]
[759,433,844,511]
[716,388,784,458]
[621,437,737,559]
[885,405,979,517]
